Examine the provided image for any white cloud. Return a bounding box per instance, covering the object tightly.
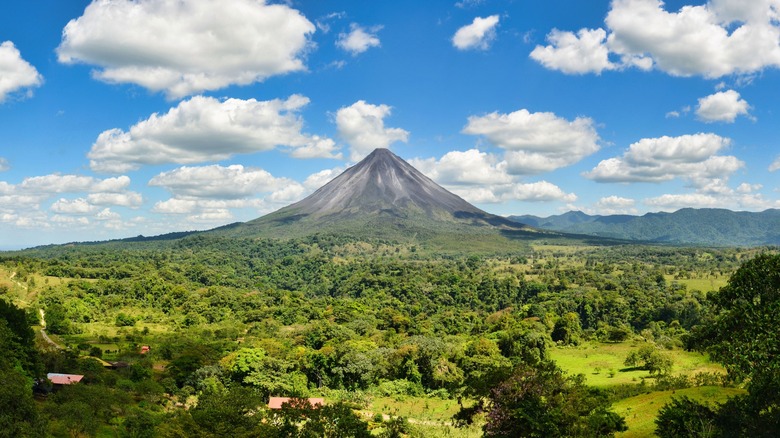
[530,28,617,74]
[20,174,100,194]
[87,192,143,208]
[452,15,500,51]
[505,181,578,203]
[0,158,9,172]
[462,109,600,174]
[337,23,382,55]
[51,198,97,215]
[588,196,638,215]
[410,149,577,204]
[455,0,486,8]
[316,12,346,34]
[57,0,315,99]
[149,164,310,225]
[0,41,43,102]
[645,193,722,210]
[336,101,409,161]
[303,167,346,190]
[533,0,780,78]
[770,156,780,172]
[0,174,142,230]
[410,149,512,186]
[585,133,743,185]
[89,95,336,173]
[695,90,751,123]
[149,164,299,200]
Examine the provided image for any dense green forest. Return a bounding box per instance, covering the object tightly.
[1,235,778,436]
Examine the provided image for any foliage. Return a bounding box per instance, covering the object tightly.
[483,360,626,437]
[655,396,717,438]
[624,344,673,375]
[695,253,780,381]
[272,398,372,437]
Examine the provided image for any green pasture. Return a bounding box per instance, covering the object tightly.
[550,341,725,388]
[613,386,745,438]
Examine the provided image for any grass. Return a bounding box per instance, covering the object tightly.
[367,396,462,424]
[550,341,725,388]
[364,396,482,437]
[668,276,727,293]
[613,386,745,438]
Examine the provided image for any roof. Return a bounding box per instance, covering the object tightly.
[47,373,84,385]
[268,397,324,410]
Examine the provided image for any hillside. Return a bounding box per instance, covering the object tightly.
[510,208,780,246]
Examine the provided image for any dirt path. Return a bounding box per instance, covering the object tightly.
[39,309,64,350]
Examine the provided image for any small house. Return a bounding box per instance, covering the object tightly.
[268,397,324,410]
[47,373,84,386]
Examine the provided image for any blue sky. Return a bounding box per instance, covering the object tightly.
[2,0,780,248]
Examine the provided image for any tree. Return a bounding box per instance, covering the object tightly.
[655,396,717,438]
[272,399,372,437]
[483,360,626,437]
[696,253,780,381]
[658,254,780,437]
[551,312,582,345]
[624,344,673,375]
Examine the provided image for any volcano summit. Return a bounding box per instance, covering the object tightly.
[217,148,531,241]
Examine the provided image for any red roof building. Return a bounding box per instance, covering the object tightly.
[268,397,324,410]
[47,373,84,385]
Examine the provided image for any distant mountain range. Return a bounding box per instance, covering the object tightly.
[509,208,780,246]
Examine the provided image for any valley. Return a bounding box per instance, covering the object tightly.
[1,236,773,436]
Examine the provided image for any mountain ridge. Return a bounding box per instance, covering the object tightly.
[509,208,780,246]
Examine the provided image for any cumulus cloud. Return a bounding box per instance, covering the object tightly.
[410,149,512,186]
[0,173,142,232]
[585,133,741,184]
[149,164,301,200]
[89,95,338,173]
[462,109,600,174]
[530,28,617,74]
[587,196,639,215]
[336,101,409,161]
[337,23,382,55]
[0,41,43,102]
[0,158,9,172]
[57,0,315,99]
[149,164,309,225]
[695,90,751,123]
[87,192,143,208]
[533,0,780,78]
[452,15,500,50]
[410,149,577,204]
[51,198,97,215]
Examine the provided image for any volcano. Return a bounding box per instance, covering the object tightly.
[217,148,531,241]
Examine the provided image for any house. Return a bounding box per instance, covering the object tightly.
[47,373,84,386]
[268,397,325,410]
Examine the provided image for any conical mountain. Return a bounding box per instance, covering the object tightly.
[216,148,529,241]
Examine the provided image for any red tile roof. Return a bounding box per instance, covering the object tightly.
[47,373,84,385]
[268,397,324,409]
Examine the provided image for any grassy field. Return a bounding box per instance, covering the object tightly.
[361,395,482,437]
[613,386,745,437]
[550,341,725,388]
